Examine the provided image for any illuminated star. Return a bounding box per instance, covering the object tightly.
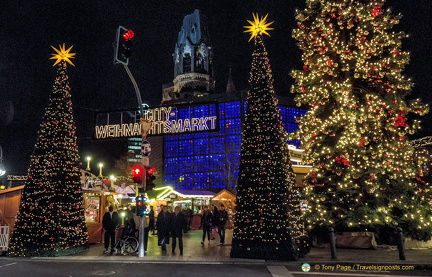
[244,13,274,42]
[50,43,76,67]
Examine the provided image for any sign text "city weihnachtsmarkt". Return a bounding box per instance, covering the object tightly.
[94,102,219,139]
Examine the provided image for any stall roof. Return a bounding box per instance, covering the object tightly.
[177,190,216,196]
[157,188,216,200]
[0,185,24,195]
[213,188,236,200]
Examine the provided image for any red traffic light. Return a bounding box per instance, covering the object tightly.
[148,167,156,174]
[132,166,143,177]
[123,30,134,41]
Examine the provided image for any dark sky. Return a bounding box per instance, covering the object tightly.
[0,0,431,176]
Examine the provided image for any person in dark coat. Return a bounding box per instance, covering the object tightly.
[181,207,189,233]
[211,205,219,240]
[200,206,213,245]
[156,205,170,253]
[217,204,229,245]
[170,206,186,254]
[123,206,136,238]
[187,207,193,231]
[148,206,156,235]
[212,205,219,224]
[102,206,120,253]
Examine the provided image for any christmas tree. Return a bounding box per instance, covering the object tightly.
[230,14,309,260]
[8,44,88,256]
[291,0,432,242]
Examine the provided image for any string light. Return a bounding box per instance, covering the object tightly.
[8,47,88,256]
[231,15,309,261]
[291,0,432,241]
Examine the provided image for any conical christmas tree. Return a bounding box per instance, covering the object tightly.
[230,14,309,260]
[8,44,88,256]
[291,0,432,242]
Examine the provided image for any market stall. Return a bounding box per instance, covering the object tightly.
[155,187,215,229]
[212,189,236,229]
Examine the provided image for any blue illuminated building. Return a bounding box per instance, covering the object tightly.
[163,101,305,190]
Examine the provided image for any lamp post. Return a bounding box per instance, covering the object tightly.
[0,145,6,177]
[86,156,91,171]
[98,163,103,178]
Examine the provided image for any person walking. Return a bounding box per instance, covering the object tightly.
[211,205,219,240]
[217,204,228,245]
[156,205,170,253]
[102,206,120,254]
[181,207,189,233]
[149,206,156,235]
[187,206,193,231]
[170,206,186,254]
[200,206,213,245]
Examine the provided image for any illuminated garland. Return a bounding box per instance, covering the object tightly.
[291,0,432,241]
[8,57,88,256]
[411,136,432,148]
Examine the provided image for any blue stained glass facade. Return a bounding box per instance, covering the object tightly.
[163,101,305,190]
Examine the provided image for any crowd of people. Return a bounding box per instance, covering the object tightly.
[101,204,229,255]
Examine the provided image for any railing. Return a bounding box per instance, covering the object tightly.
[0,225,9,251]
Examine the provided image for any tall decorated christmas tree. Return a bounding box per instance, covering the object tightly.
[230,14,309,260]
[8,44,88,256]
[291,0,432,242]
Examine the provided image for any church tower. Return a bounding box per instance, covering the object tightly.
[162,9,215,102]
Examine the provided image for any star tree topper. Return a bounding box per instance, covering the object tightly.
[50,43,76,66]
[244,13,274,42]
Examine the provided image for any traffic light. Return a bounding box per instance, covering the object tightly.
[135,195,144,216]
[145,167,156,192]
[132,166,143,184]
[114,26,134,65]
[135,195,149,216]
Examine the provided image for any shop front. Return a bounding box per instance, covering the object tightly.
[83,191,126,243]
[211,189,236,229]
[155,187,215,229]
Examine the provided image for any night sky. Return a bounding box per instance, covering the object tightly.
[0,0,431,176]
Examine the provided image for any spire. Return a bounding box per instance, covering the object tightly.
[226,65,236,93]
[163,9,215,103]
[173,9,212,78]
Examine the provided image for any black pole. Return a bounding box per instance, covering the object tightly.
[329,227,337,260]
[396,227,406,260]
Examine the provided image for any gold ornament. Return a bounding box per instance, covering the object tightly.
[244,13,274,42]
[50,43,76,66]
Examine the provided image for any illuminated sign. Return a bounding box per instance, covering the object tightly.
[288,144,305,163]
[7,175,27,181]
[94,102,219,139]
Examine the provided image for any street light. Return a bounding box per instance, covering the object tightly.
[110,175,116,186]
[98,163,103,178]
[86,156,91,171]
[0,145,6,177]
[120,210,126,227]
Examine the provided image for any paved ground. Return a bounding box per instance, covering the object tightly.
[36,229,432,267]
[63,229,243,263]
[2,229,432,276]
